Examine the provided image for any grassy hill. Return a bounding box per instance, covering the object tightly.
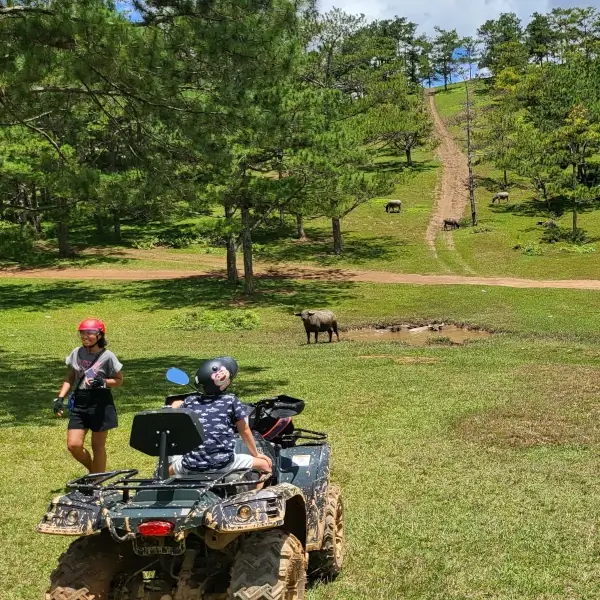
[433,82,600,279]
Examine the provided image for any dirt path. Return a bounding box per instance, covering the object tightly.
[5,259,600,291]
[426,91,469,257]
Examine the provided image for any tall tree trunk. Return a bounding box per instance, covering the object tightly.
[56,195,71,258]
[224,204,238,284]
[279,206,285,227]
[296,214,307,241]
[332,217,342,255]
[503,169,508,188]
[572,164,578,233]
[18,183,27,225]
[405,148,413,167]
[241,199,254,295]
[465,79,477,226]
[30,184,42,235]
[113,209,121,241]
[95,206,104,235]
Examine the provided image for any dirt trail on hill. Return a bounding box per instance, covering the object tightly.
[426,90,469,257]
[4,256,600,290]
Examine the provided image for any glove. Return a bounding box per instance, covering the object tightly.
[53,397,65,415]
[90,375,106,389]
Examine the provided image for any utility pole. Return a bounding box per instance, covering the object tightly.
[463,75,477,226]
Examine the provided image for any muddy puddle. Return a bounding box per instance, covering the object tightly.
[347,324,493,346]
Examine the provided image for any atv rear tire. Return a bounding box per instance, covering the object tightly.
[308,485,344,580]
[229,530,306,600]
[45,533,133,600]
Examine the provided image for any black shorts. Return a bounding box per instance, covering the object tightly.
[68,390,118,432]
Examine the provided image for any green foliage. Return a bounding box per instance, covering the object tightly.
[432,26,460,90]
[477,13,526,75]
[0,222,35,260]
[520,242,544,256]
[166,309,261,332]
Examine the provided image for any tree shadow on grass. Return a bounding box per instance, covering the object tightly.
[0,352,289,428]
[362,159,437,175]
[0,275,358,313]
[475,175,530,193]
[0,251,134,271]
[256,231,400,266]
[489,198,566,218]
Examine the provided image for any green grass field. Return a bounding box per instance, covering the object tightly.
[4,276,600,599]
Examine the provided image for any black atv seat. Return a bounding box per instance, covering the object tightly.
[130,408,204,457]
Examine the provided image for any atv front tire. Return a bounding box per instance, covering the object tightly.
[308,485,345,580]
[229,530,306,600]
[45,533,133,600]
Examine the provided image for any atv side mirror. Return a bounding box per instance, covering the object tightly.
[166,367,190,386]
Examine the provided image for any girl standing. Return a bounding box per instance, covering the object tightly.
[53,318,123,473]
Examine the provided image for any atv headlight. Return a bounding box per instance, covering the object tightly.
[237,505,252,520]
[65,510,79,526]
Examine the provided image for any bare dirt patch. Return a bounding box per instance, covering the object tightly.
[347,323,493,346]
[6,246,600,289]
[456,365,600,449]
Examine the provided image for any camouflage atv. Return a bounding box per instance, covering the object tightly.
[38,369,345,599]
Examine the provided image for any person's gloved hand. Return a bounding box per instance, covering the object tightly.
[53,397,64,417]
[89,375,106,389]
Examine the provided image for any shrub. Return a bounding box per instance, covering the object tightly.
[542,224,589,245]
[159,228,198,249]
[0,222,35,260]
[166,309,260,332]
[522,243,544,256]
[131,236,160,250]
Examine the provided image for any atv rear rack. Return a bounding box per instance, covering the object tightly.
[66,469,271,499]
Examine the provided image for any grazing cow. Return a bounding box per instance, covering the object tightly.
[492,191,509,203]
[385,200,402,213]
[443,218,460,230]
[294,309,339,344]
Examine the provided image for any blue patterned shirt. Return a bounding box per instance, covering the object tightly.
[180,393,249,471]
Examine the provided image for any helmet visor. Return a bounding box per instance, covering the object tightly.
[79,330,101,338]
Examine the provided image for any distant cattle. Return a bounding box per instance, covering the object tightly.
[492,192,509,204]
[443,219,460,230]
[385,200,402,213]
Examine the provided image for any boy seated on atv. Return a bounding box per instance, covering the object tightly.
[168,356,272,479]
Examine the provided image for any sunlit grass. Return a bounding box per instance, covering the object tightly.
[3,278,600,598]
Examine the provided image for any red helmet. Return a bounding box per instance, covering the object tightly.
[78,318,106,334]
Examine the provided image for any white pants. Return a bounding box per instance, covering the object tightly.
[170,453,254,475]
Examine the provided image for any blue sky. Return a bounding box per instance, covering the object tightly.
[317,0,600,37]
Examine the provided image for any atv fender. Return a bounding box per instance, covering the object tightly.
[278,444,331,551]
[36,490,115,536]
[203,483,306,545]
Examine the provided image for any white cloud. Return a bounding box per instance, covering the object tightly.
[316,0,600,37]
